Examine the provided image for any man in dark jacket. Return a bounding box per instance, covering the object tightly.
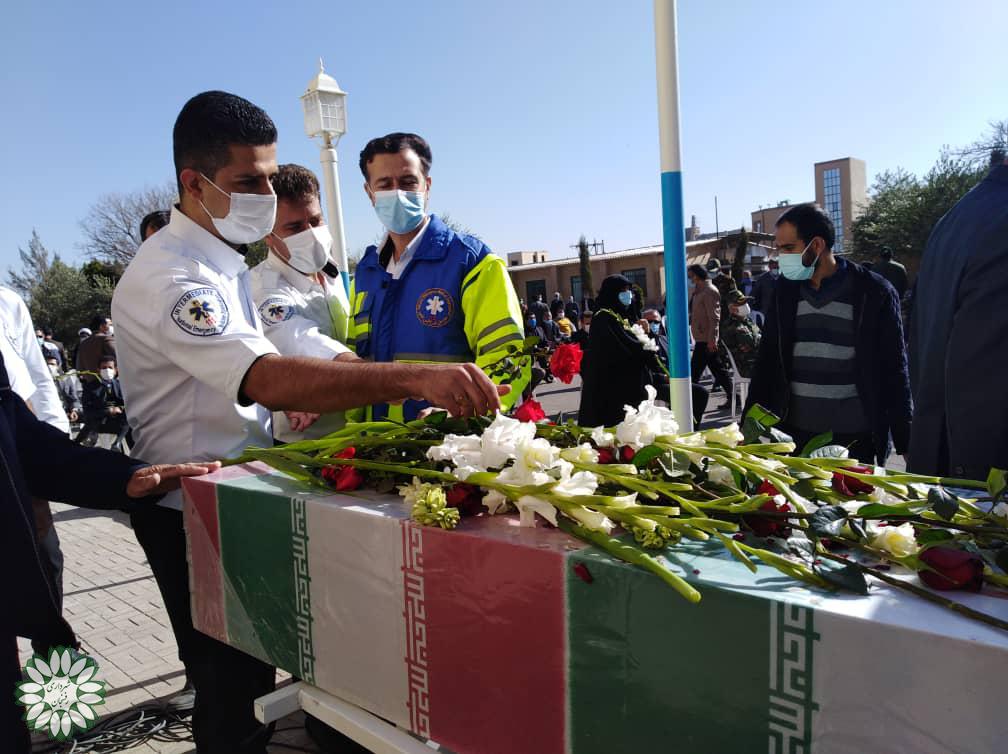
[909,161,1008,478]
[0,352,218,753]
[873,247,908,299]
[751,259,779,316]
[746,204,911,464]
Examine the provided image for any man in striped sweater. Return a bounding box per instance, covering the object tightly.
[745,204,911,465]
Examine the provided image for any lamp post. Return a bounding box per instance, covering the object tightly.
[301,59,350,294]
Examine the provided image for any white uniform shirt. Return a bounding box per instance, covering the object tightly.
[0,286,69,433]
[248,252,351,442]
[383,216,431,280]
[112,208,279,510]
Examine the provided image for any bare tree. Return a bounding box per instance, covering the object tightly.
[957,119,1008,167]
[7,229,54,298]
[78,182,177,264]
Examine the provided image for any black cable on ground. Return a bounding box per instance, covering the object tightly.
[31,700,193,753]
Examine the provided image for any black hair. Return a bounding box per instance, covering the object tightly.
[89,313,110,331]
[358,133,432,181]
[272,164,320,203]
[687,264,708,281]
[172,91,277,194]
[42,327,53,337]
[140,210,171,240]
[776,203,835,250]
[880,247,893,261]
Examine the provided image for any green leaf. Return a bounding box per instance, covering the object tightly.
[769,427,794,445]
[928,486,959,521]
[423,410,449,427]
[995,549,1008,574]
[800,432,834,457]
[847,518,868,542]
[987,468,1007,501]
[744,403,781,429]
[917,528,955,545]
[817,562,869,594]
[855,503,912,518]
[810,444,850,460]
[632,445,665,469]
[808,506,848,537]
[741,416,764,445]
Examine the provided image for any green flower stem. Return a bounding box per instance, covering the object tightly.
[715,532,757,574]
[557,519,702,603]
[815,550,1008,633]
[735,542,831,589]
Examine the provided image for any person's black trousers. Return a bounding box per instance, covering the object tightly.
[4,635,31,754]
[690,342,734,395]
[131,504,275,753]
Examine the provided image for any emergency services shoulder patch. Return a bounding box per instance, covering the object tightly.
[416,287,454,328]
[257,295,296,326]
[171,287,230,337]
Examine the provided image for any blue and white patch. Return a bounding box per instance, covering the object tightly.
[257,295,296,327]
[171,287,230,337]
[415,287,454,328]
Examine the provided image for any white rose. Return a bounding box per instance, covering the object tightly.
[992,502,1008,520]
[629,323,659,352]
[590,426,616,448]
[560,443,600,465]
[615,386,679,449]
[480,412,537,469]
[427,433,485,472]
[515,437,560,473]
[707,463,734,486]
[553,470,599,498]
[567,505,615,534]
[702,423,744,448]
[515,495,559,527]
[871,522,918,558]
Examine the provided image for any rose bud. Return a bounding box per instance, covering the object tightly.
[445,483,485,516]
[620,446,636,463]
[756,480,781,497]
[743,498,793,538]
[513,399,546,423]
[918,547,984,592]
[334,466,364,492]
[831,465,875,496]
[597,447,617,464]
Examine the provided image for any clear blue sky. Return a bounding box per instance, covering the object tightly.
[1,1,1005,274]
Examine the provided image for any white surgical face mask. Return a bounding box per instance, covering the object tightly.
[735,303,751,318]
[199,173,277,244]
[106,324,114,335]
[48,364,60,377]
[279,225,332,274]
[100,368,116,381]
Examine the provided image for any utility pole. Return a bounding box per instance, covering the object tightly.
[714,195,719,240]
[569,239,605,255]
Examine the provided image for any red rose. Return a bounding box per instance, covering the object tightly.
[321,464,364,491]
[596,447,617,464]
[549,343,583,384]
[335,446,356,459]
[445,483,485,516]
[757,480,781,497]
[620,446,636,463]
[831,466,875,496]
[513,398,546,423]
[919,547,984,592]
[744,498,793,538]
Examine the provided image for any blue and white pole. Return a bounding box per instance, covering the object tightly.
[654,0,693,430]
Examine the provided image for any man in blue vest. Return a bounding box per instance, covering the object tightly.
[348,132,529,421]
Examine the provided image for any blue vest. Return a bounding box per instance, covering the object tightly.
[352,215,490,420]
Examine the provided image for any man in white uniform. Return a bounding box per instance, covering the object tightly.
[0,286,70,617]
[112,90,504,753]
[249,163,351,441]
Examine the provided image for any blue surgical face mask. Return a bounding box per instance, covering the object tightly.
[529,318,537,328]
[778,241,816,281]
[649,322,660,335]
[617,290,633,307]
[372,189,426,234]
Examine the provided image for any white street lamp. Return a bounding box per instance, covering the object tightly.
[301,59,350,293]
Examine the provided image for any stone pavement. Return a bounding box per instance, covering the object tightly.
[17,505,318,753]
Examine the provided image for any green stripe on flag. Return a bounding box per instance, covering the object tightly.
[565,542,773,753]
[217,484,314,681]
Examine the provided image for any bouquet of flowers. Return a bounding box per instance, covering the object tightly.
[230,391,1008,632]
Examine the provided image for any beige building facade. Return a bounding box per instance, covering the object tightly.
[814,157,867,253]
[506,231,773,310]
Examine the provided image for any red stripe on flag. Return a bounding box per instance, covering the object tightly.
[412,517,571,754]
[182,476,227,642]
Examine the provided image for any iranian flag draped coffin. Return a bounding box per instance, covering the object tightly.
[182,463,1008,754]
